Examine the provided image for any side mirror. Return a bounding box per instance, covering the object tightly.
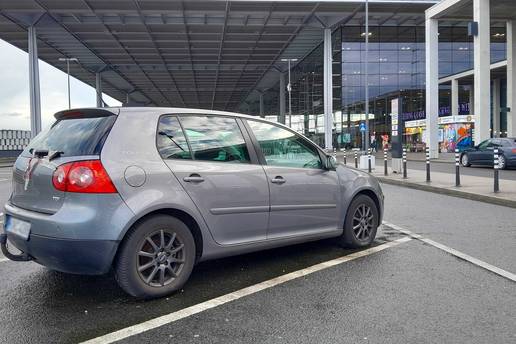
[324,155,337,170]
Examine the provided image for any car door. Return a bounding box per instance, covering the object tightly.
[478,139,498,165]
[157,114,269,245]
[469,139,490,165]
[245,119,340,239]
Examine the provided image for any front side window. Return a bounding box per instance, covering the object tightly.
[247,120,322,169]
[477,140,490,150]
[157,116,192,160]
[179,116,250,163]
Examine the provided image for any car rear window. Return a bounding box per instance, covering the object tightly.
[23,115,116,157]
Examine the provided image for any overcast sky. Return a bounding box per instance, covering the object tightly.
[0,39,121,131]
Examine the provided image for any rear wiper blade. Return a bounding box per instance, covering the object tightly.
[48,151,64,161]
[158,131,185,152]
[33,149,49,158]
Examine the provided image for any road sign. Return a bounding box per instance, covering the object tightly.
[359,122,366,132]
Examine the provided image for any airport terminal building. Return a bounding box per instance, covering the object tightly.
[246,1,512,154]
[1,0,515,156]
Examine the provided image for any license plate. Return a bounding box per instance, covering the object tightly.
[4,215,31,241]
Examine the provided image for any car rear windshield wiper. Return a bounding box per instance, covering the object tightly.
[158,131,185,152]
[48,151,64,161]
[29,149,49,158]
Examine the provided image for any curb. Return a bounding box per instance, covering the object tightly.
[406,159,453,165]
[377,177,516,209]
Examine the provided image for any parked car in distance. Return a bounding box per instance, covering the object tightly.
[460,138,516,169]
[1,108,383,298]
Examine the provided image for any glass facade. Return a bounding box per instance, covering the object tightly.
[250,23,508,150]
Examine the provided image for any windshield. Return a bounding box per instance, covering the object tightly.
[23,115,116,157]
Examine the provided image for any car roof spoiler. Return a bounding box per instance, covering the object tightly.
[54,108,119,120]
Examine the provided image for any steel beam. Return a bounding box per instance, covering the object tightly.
[451,78,459,116]
[28,25,42,137]
[279,72,286,124]
[96,72,103,107]
[323,28,333,150]
[492,78,500,137]
[259,92,264,118]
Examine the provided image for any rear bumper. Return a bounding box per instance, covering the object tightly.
[6,232,117,275]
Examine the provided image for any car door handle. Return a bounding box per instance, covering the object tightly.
[270,176,286,184]
[183,174,205,183]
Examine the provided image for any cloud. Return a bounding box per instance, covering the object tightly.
[0,39,121,131]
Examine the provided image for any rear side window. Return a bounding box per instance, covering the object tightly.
[24,115,116,157]
[179,116,250,163]
[157,116,192,160]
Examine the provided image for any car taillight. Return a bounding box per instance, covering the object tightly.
[52,160,117,193]
[512,148,516,154]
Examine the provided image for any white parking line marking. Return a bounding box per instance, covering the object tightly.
[383,221,516,282]
[0,179,8,182]
[0,258,8,263]
[81,236,412,344]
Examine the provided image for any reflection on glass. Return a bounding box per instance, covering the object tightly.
[248,120,321,169]
[26,116,115,157]
[180,116,250,163]
[157,116,192,159]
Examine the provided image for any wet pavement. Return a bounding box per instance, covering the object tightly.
[0,167,515,343]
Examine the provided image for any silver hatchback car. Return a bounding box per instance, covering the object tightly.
[2,108,383,298]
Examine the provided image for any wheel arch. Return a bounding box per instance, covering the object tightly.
[117,208,204,262]
[344,187,382,229]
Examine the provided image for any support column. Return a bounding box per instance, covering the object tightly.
[28,26,42,137]
[451,79,459,116]
[279,73,286,124]
[96,72,103,107]
[507,20,516,137]
[259,92,264,118]
[468,84,475,116]
[323,28,333,150]
[492,78,501,137]
[473,0,491,144]
[425,18,439,158]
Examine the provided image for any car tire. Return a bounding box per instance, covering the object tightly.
[339,194,379,248]
[460,153,471,167]
[115,215,196,299]
[498,154,507,170]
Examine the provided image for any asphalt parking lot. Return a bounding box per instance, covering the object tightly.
[0,166,515,344]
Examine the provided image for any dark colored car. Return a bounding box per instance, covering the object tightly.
[460,138,516,169]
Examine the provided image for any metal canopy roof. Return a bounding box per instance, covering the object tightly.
[429,0,516,21]
[0,0,436,112]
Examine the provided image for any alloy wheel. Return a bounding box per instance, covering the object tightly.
[136,230,185,287]
[352,204,374,241]
[461,154,469,167]
[498,155,506,169]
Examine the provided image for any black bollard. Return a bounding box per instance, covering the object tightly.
[455,148,461,187]
[354,151,358,168]
[367,148,372,173]
[425,146,430,182]
[494,148,499,193]
[343,149,347,165]
[384,149,388,176]
[402,148,407,179]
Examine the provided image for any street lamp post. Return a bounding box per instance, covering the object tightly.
[364,0,370,151]
[58,57,78,109]
[281,58,298,127]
